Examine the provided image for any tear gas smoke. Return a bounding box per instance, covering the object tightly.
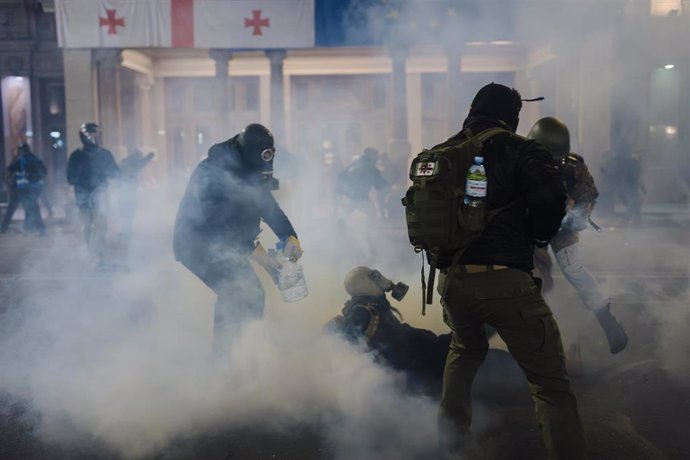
[2,0,690,458]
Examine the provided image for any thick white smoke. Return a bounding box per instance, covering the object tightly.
[2,1,690,459]
[0,168,442,460]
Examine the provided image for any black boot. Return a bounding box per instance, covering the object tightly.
[595,304,628,354]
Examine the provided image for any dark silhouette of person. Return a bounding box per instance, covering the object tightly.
[66,123,120,262]
[1,142,47,235]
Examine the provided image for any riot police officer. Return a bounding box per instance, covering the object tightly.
[528,117,628,354]
[173,123,303,356]
[66,123,120,262]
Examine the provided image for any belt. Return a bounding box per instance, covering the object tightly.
[457,264,509,274]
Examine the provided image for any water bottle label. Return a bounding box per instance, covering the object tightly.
[278,262,308,302]
[466,179,487,198]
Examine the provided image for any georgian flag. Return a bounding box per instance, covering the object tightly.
[55,0,315,48]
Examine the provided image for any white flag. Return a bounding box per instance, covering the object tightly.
[193,0,314,49]
[56,0,314,49]
[57,0,172,48]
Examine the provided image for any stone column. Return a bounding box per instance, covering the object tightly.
[266,50,287,141]
[62,49,97,158]
[446,46,464,131]
[209,49,233,138]
[136,74,154,152]
[93,48,122,155]
[389,46,411,161]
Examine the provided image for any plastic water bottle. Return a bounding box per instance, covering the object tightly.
[464,156,487,208]
[276,252,308,302]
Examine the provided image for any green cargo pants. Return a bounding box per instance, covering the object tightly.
[437,267,587,460]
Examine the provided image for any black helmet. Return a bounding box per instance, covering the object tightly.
[468,83,523,131]
[527,117,570,159]
[79,122,101,148]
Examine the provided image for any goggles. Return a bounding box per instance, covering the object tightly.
[261,148,275,162]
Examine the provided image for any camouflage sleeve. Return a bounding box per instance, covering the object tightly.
[570,158,599,208]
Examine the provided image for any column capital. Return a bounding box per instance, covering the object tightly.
[388,45,409,63]
[209,49,233,62]
[209,49,232,78]
[266,49,287,65]
[135,74,154,91]
[92,49,122,66]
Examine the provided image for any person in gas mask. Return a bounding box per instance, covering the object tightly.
[528,117,628,354]
[174,123,303,356]
[66,123,120,263]
[326,266,450,397]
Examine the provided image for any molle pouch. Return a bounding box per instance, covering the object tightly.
[457,200,487,235]
[402,152,459,251]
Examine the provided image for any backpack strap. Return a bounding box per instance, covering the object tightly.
[425,252,438,310]
[475,127,509,143]
[359,303,380,340]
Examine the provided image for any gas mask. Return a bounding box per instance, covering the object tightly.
[368,270,409,302]
[258,147,279,190]
[238,123,279,190]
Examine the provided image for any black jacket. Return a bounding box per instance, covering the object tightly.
[66,146,119,192]
[335,156,387,201]
[173,137,296,261]
[7,152,47,190]
[456,117,566,271]
[326,295,450,397]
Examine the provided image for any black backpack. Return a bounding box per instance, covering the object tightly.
[402,127,512,311]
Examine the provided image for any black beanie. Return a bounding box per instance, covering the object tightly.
[468,83,522,131]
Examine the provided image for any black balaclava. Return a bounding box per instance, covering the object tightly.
[467,83,523,131]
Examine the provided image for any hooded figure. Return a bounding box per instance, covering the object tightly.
[173,124,303,356]
[430,83,586,459]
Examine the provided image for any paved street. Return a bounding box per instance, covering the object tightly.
[0,213,689,459]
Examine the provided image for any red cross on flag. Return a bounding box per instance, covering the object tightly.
[56,0,315,49]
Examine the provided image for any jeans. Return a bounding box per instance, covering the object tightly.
[553,243,608,312]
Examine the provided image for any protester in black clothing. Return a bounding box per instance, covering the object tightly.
[335,147,388,220]
[1,143,47,235]
[174,123,303,355]
[434,83,586,458]
[67,123,119,262]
